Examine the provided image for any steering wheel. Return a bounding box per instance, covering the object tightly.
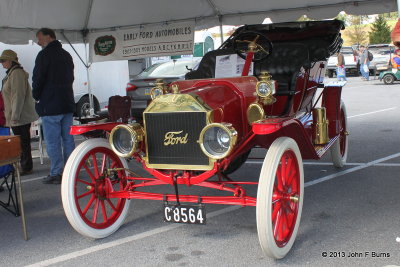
[232,30,273,62]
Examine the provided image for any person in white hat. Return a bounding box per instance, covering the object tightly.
[0,49,38,175]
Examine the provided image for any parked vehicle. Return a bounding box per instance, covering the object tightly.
[367,44,395,76]
[379,69,400,84]
[326,46,357,77]
[0,42,129,117]
[61,20,347,259]
[126,59,201,119]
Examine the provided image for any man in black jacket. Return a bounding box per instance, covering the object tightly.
[32,28,76,184]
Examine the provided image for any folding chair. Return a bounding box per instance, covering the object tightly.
[0,127,19,216]
[0,127,28,239]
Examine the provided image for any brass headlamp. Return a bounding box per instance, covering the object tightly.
[110,123,144,157]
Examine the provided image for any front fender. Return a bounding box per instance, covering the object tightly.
[252,117,319,160]
[70,122,122,135]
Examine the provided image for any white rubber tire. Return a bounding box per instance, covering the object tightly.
[61,138,130,238]
[256,137,304,259]
[330,101,348,168]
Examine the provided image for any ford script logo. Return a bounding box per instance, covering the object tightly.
[164,131,188,146]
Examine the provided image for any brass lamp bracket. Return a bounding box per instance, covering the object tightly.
[256,71,276,106]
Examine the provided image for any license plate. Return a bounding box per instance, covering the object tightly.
[164,204,206,224]
[144,88,151,95]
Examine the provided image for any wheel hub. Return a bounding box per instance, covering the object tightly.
[94,176,108,200]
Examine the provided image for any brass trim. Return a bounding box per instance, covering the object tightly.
[198,123,238,160]
[143,93,214,170]
[247,102,265,125]
[150,87,163,100]
[313,108,329,145]
[171,84,179,94]
[143,160,215,171]
[290,195,299,203]
[150,79,167,99]
[256,71,276,105]
[256,82,273,97]
[109,123,144,158]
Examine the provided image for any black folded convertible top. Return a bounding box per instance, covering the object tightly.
[221,20,345,60]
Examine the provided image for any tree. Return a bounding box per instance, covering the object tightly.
[345,15,368,45]
[369,15,391,44]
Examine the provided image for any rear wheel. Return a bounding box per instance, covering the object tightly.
[330,101,348,168]
[257,137,304,259]
[383,74,395,85]
[62,138,130,238]
[76,95,100,117]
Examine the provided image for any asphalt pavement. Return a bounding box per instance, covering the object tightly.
[1,76,400,267]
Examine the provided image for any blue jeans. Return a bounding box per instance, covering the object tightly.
[336,66,347,81]
[41,113,75,176]
[360,63,370,80]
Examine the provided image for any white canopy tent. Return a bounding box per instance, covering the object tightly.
[0,0,398,45]
[0,0,397,116]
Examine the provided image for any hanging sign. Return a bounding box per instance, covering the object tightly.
[89,21,195,62]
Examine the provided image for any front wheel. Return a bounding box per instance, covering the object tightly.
[330,101,348,168]
[256,137,304,259]
[62,138,130,238]
[383,74,395,85]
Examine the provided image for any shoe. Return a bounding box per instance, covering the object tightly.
[42,174,62,184]
[20,170,33,176]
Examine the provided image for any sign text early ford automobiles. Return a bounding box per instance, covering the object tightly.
[89,21,195,62]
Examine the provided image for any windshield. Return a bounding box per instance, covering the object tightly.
[138,60,199,78]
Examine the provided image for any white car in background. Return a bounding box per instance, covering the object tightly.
[368,44,396,76]
[126,58,201,119]
[326,46,358,77]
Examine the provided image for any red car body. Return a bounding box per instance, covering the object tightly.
[63,20,347,259]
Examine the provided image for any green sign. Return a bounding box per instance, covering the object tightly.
[94,35,116,56]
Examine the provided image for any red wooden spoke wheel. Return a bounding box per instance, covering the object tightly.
[62,138,130,238]
[272,150,300,247]
[330,101,348,168]
[257,137,304,259]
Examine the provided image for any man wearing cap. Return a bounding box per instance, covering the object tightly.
[32,28,75,184]
[0,49,38,175]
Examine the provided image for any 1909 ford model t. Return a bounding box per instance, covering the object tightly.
[61,20,347,259]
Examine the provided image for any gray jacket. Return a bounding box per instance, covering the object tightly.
[2,64,38,127]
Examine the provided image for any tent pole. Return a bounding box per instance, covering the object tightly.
[61,31,94,117]
[84,0,95,117]
[83,38,94,117]
[219,16,224,44]
[397,0,400,15]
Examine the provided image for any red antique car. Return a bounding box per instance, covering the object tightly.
[61,20,347,259]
